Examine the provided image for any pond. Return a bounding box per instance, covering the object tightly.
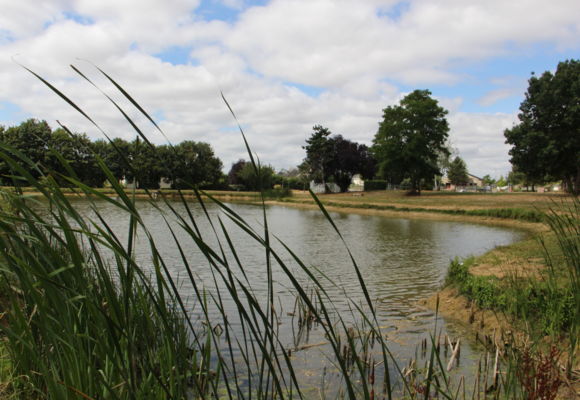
[69,198,525,392]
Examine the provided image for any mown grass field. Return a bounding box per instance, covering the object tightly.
[268,190,578,225]
[288,190,574,213]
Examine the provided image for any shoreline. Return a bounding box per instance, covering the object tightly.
[264,198,548,334]
[265,198,547,233]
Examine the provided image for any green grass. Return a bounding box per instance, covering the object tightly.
[279,197,548,222]
[445,198,579,385]
[11,185,265,199]
[446,256,576,336]
[286,189,575,217]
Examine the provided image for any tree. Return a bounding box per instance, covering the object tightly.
[447,156,469,186]
[237,163,275,191]
[302,125,334,184]
[167,141,223,189]
[372,90,450,195]
[92,138,132,182]
[327,135,376,192]
[504,59,580,194]
[508,168,526,187]
[0,119,52,181]
[124,137,163,189]
[496,176,507,187]
[482,175,496,186]
[434,143,454,190]
[226,159,276,191]
[227,159,248,186]
[302,126,376,192]
[47,128,105,187]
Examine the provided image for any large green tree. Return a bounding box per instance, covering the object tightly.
[237,162,275,191]
[0,119,52,182]
[166,141,223,189]
[504,59,580,194]
[47,128,105,187]
[92,138,132,182]
[372,90,450,195]
[124,137,163,189]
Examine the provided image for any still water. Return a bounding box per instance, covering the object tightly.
[71,199,525,389]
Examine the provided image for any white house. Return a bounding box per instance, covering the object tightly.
[309,181,341,194]
[348,174,364,192]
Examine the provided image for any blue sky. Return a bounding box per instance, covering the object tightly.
[0,0,578,177]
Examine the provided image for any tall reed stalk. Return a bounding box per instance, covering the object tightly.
[1,63,568,399]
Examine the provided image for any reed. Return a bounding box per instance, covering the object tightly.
[446,197,579,398]
[1,63,568,399]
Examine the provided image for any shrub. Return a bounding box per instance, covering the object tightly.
[363,179,387,191]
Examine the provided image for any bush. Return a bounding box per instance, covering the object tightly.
[263,187,292,199]
[274,176,307,190]
[364,179,387,191]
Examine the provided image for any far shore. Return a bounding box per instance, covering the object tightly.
[265,197,547,233]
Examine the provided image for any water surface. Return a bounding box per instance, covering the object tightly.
[70,199,525,389]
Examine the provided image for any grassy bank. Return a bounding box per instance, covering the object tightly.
[442,199,579,392]
[302,190,573,213]
[12,186,572,224]
[276,190,576,223]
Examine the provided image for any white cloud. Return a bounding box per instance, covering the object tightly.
[0,0,68,39]
[225,0,580,87]
[477,88,519,107]
[449,112,518,178]
[219,0,245,10]
[0,0,578,175]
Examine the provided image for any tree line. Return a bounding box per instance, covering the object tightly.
[2,59,576,194]
[504,59,579,194]
[0,119,308,192]
[0,119,224,189]
[302,59,578,195]
[301,90,451,194]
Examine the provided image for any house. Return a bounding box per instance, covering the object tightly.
[309,181,340,194]
[442,173,484,191]
[120,177,173,189]
[159,178,172,189]
[120,177,137,189]
[467,174,483,187]
[348,174,364,192]
[310,174,366,193]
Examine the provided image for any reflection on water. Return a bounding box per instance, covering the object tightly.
[66,199,525,388]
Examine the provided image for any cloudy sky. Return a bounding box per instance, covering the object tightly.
[1,0,578,178]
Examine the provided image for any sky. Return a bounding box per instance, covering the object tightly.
[0,0,578,179]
